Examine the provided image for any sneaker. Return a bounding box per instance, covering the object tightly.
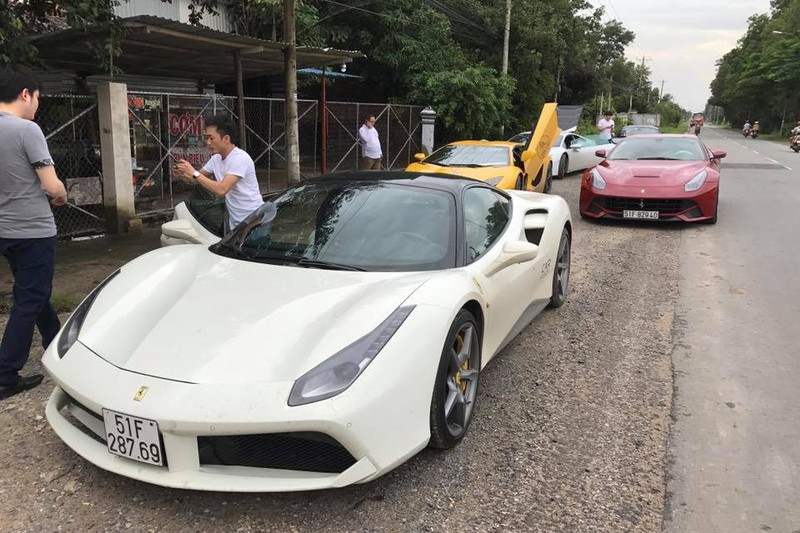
[0,374,44,400]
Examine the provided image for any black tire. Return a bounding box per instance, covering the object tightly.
[557,154,568,179]
[429,310,481,449]
[515,173,525,190]
[792,145,800,153]
[543,163,554,193]
[548,228,571,308]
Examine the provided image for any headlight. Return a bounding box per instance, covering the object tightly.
[485,176,504,186]
[684,170,708,192]
[56,269,120,358]
[288,305,415,406]
[590,168,607,190]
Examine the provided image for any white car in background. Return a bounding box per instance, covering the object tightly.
[509,129,614,179]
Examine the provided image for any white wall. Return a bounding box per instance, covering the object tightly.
[114,0,232,32]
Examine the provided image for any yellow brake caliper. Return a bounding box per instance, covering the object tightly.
[454,333,468,394]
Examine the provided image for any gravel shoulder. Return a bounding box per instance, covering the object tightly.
[0,178,680,532]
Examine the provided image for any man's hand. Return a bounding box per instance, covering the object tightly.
[174,159,197,181]
[50,194,68,206]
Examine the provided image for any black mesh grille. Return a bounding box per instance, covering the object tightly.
[198,432,358,473]
[597,197,696,213]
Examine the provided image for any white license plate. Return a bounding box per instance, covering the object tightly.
[102,409,165,466]
[623,210,659,219]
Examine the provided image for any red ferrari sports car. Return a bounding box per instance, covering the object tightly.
[579,134,725,224]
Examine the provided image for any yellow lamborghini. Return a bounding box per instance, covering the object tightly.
[406,104,559,193]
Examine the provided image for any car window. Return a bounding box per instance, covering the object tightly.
[608,137,707,161]
[463,187,510,263]
[424,144,510,167]
[186,186,227,236]
[216,181,458,272]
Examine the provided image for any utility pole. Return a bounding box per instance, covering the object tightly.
[284,0,301,185]
[500,0,511,137]
[659,80,666,103]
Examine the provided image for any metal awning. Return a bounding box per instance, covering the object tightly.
[29,15,364,83]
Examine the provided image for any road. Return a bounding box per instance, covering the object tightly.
[665,127,800,532]
[0,128,797,532]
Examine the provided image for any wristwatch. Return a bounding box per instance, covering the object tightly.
[192,170,201,179]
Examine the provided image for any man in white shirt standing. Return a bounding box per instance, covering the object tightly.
[174,116,264,230]
[597,111,615,144]
[358,115,382,170]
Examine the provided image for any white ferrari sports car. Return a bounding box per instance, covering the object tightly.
[509,129,614,179]
[43,171,572,492]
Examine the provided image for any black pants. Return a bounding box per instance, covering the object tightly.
[0,236,60,385]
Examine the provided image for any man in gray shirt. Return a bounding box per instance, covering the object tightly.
[0,65,68,400]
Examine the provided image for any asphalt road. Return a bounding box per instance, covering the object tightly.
[665,127,800,532]
[0,129,797,532]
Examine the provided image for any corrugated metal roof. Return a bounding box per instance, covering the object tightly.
[29,15,364,84]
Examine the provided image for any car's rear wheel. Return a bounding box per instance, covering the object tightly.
[548,228,571,308]
[557,154,568,179]
[515,173,526,190]
[429,310,481,449]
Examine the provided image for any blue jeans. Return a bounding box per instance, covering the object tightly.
[0,236,61,385]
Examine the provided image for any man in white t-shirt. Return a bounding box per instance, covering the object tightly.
[174,116,264,229]
[597,111,615,143]
[358,115,382,170]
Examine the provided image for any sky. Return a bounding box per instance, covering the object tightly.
[586,0,772,111]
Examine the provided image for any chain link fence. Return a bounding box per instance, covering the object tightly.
[37,95,105,238]
[325,102,424,173]
[39,92,426,237]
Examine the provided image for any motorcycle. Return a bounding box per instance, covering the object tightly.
[751,130,760,139]
[693,123,702,135]
[791,134,800,153]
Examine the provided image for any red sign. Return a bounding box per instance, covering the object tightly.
[169,113,203,137]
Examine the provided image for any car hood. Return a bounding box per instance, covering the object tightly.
[77,246,435,384]
[405,162,512,181]
[598,160,709,186]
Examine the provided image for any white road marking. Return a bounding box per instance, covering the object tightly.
[766,158,780,164]
[785,166,793,171]
[753,150,760,154]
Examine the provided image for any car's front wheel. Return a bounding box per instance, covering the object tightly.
[515,173,526,190]
[549,228,571,308]
[543,163,554,193]
[429,310,481,449]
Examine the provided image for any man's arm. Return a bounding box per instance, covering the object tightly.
[196,173,241,196]
[36,165,68,206]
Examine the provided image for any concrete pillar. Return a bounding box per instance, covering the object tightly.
[420,106,437,155]
[97,81,135,234]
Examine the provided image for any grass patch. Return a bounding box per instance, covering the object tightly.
[0,292,82,314]
[661,125,690,134]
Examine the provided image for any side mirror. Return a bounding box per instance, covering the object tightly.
[413,153,426,162]
[570,142,584,150]
[485,240,539,276]
[161,219,203,246]
[595,149,607,158]
[711,149,726,159]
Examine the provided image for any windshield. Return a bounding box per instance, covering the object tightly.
[424,144,510,167]
[624,126,659,135]
[212,180,457,272]
[608,137,707,161]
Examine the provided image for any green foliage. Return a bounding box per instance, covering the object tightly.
[412,66,515,141]
[710,0,800,133]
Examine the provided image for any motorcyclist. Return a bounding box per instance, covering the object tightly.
[752,121,760,133]
[790,120,800,148]
[790,120,800,140]
[742,120,752,136]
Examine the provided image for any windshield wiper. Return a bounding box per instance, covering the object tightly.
[637,157,679,160]
[293,258,365,271]
[212,241,250,259]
